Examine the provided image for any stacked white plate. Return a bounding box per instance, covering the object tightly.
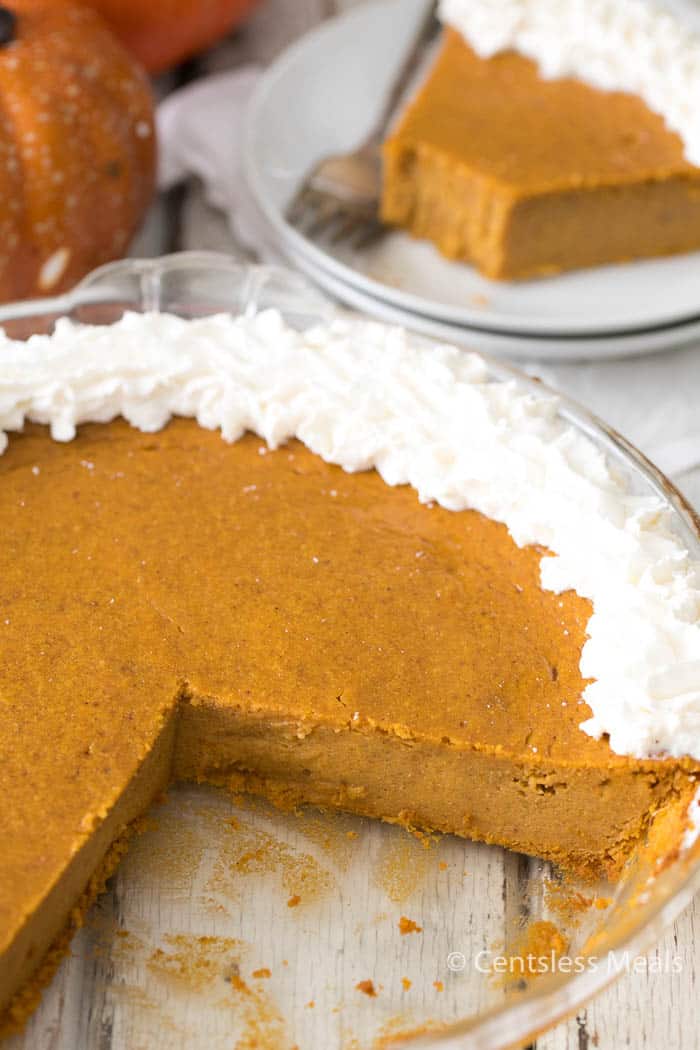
[242,0,700,361]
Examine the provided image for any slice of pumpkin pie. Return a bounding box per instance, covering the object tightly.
[382,0,700,279]
[0,309,698,1025]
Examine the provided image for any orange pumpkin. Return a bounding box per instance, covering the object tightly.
[0,1,155,301]
[83,0,262,75]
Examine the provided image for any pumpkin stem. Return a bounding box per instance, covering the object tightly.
[0,8,15,46]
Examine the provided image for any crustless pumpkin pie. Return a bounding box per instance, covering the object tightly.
[0,309,698,1028]
[381,28,700,279]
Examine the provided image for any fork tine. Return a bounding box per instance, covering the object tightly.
[342,217,385,252]
[328,213,362,245]
[289,179,385,251]
[286,184,320,227]
[287,186,342,237]
[302,196,347,239]
[309,203,366,243]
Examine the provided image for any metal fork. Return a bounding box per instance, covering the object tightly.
[286,4,439,250]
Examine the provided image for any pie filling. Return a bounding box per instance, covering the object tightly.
[439,0,700,166]
[1,420,697,1025]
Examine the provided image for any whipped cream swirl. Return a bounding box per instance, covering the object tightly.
[439,0,700,167]
[1,309,700,761]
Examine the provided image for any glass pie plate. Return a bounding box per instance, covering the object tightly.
[2,252,699,1050]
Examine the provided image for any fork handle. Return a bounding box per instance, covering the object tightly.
[367,1,440,147]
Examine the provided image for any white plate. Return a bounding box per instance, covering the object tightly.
[279,234,700,360]
[242,0,700,341]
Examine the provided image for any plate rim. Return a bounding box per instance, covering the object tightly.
[278,234,700,361]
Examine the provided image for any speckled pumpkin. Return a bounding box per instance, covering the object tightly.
[0,1,155,301]
[84,0,261,74]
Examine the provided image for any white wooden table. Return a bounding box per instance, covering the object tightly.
[7,2,700,1048]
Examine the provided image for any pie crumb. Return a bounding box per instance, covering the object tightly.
[398,916,422,935]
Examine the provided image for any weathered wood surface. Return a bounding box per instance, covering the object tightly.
[5,1,699,1048]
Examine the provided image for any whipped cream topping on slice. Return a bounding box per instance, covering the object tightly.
[438,0,700,167]
[1,309,700,761]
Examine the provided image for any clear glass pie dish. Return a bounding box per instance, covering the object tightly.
[2,251,699,1050]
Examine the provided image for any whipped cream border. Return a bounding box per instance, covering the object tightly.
[438,0,700,167]
[1,308,700,761]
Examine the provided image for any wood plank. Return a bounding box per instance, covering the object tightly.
[536,896,700,1050]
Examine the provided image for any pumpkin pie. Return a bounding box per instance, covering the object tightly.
[381,29,700,280]
[0,313,698,1028]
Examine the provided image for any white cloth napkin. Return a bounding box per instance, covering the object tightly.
[158,68,267,253]
[157,70,700,490]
